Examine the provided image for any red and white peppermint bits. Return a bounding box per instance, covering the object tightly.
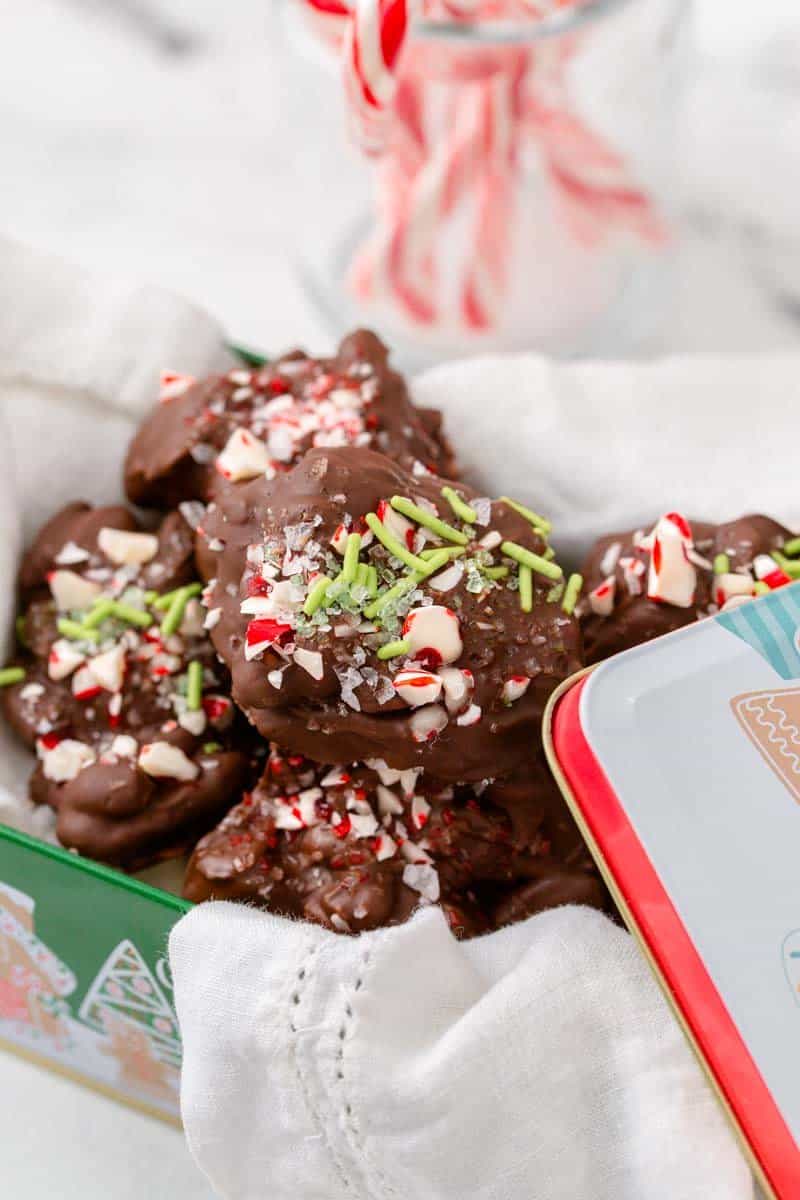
[216,428,274,483]
[402,605,463,667]
[159,370,195,403]
[138,741,200,782]
[376,498,415,550]
[48,570,101,612]
[98,527,159,567]
[245,618,293,661]
[646,512,696,608]
[588,576,616,617]
[393,667,442,707]
[501,676,530,705]
[715,572,755,609]
[408,703,448,743]
[753,554,791,590]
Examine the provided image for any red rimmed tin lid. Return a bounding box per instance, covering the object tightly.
[544,584,800,1200]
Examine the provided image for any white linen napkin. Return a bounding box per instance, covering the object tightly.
[0,237,766,1199]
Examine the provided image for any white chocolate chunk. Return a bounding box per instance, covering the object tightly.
[138,741,199,782]
[98,528,159,567]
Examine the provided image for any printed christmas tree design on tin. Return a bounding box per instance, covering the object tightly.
[731,688,800,804]
[79,939,181,1070]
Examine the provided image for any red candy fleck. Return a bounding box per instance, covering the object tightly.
[39,732,63,750]
[246,618,292,648]
[246,576,272,597]
[203,695,231,721]
[332,814,351,839]
[267,377,290,396]
[413,647,443,671]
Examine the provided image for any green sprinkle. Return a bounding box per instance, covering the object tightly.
[144,590,159,605]
[186,661,204,711]
[390,496,468,546]
[377,639,410,661]
[342,532,362,583]
[501,541,562,581]
[15,616,28,649]
[783,538,800,558]
[542,547,556,561]
[82,597,116,629]
[160,588,192,638]
[303,575,332,616]
[202,741,222,754]
[418,549,451,577]
[562,573,583,615]
[0,667,25,687]
[356,563,370,589]
[713,554,730,575]
[484,566,509,580]
[111,601,152,629]
[775,553,800,579]
[153,582,203,611]
[57,618,99,643]
[499,496,552,535]
[365,512,429,573]
[754,581,770,595]
[365,566,378,598]
[441,486,477,525]
[419,546,465,561]
[547,582,565,604]
[363,573,421,620]
[519,565,533,613]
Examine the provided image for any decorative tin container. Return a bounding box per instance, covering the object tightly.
[545,583,800,1200]
[0,824,188,1124]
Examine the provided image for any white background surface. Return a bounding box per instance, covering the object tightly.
[0,0,799,1196]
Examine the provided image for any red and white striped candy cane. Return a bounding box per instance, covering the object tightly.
[343,0,416,153]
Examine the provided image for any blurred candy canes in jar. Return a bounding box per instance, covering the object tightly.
[297,0,682,351]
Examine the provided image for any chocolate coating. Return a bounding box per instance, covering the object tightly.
[183,748,604,936]
[2,502,255,869]
[196,446,582,782]
[581,512,793,664]
[124,329,455,509]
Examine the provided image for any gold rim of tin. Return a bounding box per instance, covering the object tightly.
[542,667,777,1200]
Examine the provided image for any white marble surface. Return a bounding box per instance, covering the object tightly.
[0,1,799,1197]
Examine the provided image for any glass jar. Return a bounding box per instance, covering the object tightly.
[286,0,688,366]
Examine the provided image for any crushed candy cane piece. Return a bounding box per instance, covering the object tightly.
[438,667,473,716]
[456,703,482,727]
[245,618,292,661]
[203,606,222,630]
[98,528,159,567]
[216,428,274,482]
[588,577,616,617]
[715,572,755,608]
[646,513,696,607]
[48,570,101,612]
[402,605,462,667]
[48,639,84,681]
[376,499,415,550]
[294,646,325,680]
[39,737,96,782]
[410,795,431,830]
[110,734,137,759]
[392,668,442,708]
[408,704,448,743]
[373,833,398,861]
[402,862,440,902]
[376,784,404,816]
[71,666,102,701]
[138,741,199,782]
[178,708,207,736]
[753,554,791,589]
[54,541,89,566]
[159,370,194,402]
[502,676,530,704]
[88,643,126,693]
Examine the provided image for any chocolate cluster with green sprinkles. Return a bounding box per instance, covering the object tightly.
[579,510,797,665]
[193,446,583,782]
[1,501,255,869]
